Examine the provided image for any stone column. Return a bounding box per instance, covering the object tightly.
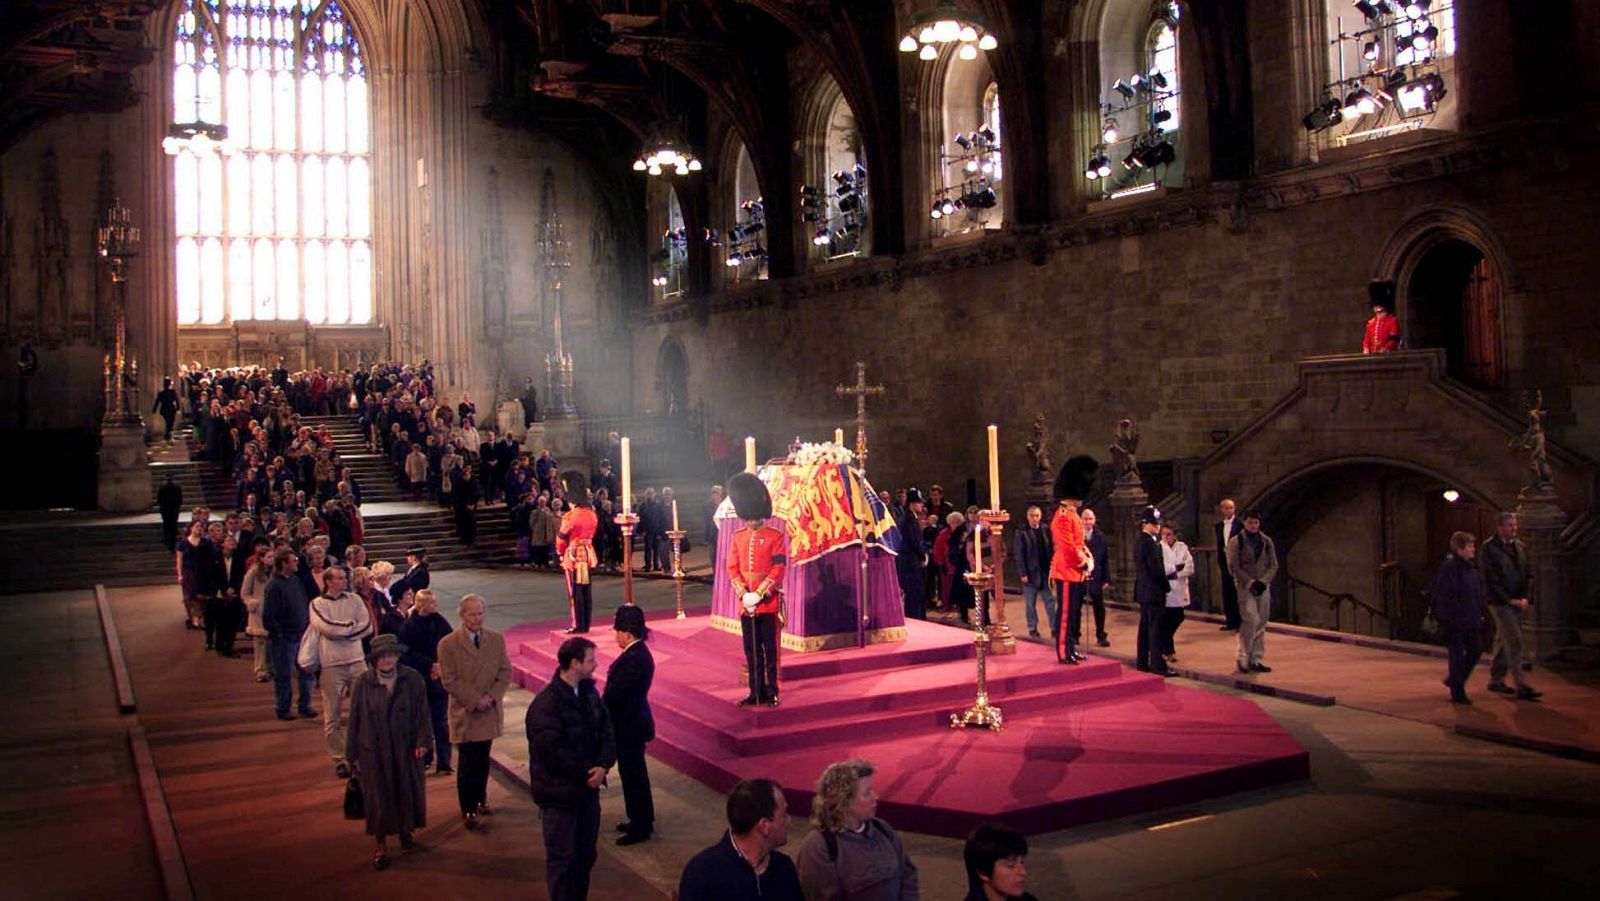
[1108,478,1149,603]
[1516,490,1570,661]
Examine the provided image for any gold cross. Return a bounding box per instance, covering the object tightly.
[835,360,885,473]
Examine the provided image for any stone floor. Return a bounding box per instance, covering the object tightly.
[5,569,1600,899]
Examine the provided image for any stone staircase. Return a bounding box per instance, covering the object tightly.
[0,521,178,592]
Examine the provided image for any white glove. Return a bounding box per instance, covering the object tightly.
[741,591,760,612]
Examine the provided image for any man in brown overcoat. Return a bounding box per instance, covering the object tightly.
[438,593,511,830]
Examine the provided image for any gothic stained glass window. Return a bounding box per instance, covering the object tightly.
[171,0,372,326]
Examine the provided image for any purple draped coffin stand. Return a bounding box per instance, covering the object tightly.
[712,517,907,652]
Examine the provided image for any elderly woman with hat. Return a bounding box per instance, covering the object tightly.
[345,632,433,870]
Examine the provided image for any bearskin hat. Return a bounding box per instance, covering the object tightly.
[728,472,773,521]
[1054,455,1099,502]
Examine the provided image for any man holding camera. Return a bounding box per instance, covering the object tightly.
[1226,511,1279,674]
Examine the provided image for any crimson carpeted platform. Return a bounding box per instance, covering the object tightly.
[508,610,1309,838]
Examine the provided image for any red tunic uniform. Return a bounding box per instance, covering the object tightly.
[727,525,786,616]
[1363,314,1400,354]
[558,506,599,583]
[1049,504,1088,584]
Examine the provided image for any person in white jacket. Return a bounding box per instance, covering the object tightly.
[1160,525,1194,663]
[311,565,373,778]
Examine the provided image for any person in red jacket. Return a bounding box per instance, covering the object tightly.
[1362,300,1401,354]
[558,489,601,634]
[1051,456,1099,664]
[726,473,786,707]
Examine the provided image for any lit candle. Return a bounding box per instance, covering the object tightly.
[620,437,632,514]
[745,436,756,472]
[834,428,844,446]
[973,513,983,575]
[987,424,1000,511]
[672,499,679,531]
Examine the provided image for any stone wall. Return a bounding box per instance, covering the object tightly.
[632,135,1600,514]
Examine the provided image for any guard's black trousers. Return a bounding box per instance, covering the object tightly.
[741,612,779,700]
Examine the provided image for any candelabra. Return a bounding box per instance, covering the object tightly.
[951,549,1003,732]
[666,528,687,619]
[615,511,641,606]
[96,198,142,424]
[982,509,1017,654]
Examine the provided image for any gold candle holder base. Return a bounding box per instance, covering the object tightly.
[666,529,687,619]
[952,567,1003,732]
[615,512,640,606]
[979,509,1017,655]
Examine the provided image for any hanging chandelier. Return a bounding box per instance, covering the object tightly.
[898,3,997,61]
[163,119,235,156]
[631,120,703,176]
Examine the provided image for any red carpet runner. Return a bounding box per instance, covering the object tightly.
[508,611,1308,838]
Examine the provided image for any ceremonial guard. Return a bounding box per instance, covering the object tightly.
[1050,456,1099,664]
[726,473,786,707]
[558,489,600,634]
[1362,284,1401,354]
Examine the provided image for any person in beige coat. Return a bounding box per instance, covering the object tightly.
[437,593,511,830]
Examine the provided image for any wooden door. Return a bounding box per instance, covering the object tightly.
[1460,256,1503,389]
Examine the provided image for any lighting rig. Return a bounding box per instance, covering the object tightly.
[717,198,768,279]
[1302,1,1452,143]
[650,226,688,293]
[1083,68,1181,198]
[930,126,1001,230]
[800,163,868,258]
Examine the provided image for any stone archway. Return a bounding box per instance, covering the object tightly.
[654,337,689,419]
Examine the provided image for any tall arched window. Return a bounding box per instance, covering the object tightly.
[1089,1,1183,198]
[171,0,373,326]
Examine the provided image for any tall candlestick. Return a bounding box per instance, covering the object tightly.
[672,499,679,531]
[987,424,1000,511]
[745,436,756,472]
[834,427,844,446]
[620,437,632,513]
[973,516,983,574]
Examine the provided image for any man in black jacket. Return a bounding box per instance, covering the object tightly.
[1214,499,1243,630]
[1134,507,1177,676]
[896,490,928,621]
[603,606,656,845]
[261,548,315,720]
[527,637,616,901]
[1481,512,1541,700]
[1013,505,1053,638]
[158,474,183,550]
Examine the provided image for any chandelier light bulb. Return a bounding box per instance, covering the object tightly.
[958,25,979,43]
[958,43,978,60]
[688,158,703,171]
[633,159,647,171]
[934,20,960,42]
[163,136,182,155]
[918,25,936,44]
[899,35,918,52]
[648,165,662,176]
[919,44,937,60]
[978,34,997,51]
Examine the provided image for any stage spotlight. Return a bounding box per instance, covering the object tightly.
[1410,22,1439,50]
[1343,87,1380,116]
[977,125,996,145]
[1150,109,1172,127]
[1352,0,1383,20]
[1113,79,1136,101]
[1085,156,1106,179]
[1404,0,1430,20]
[940,199,955,216]
[972,187,998,208]
[953,132,972,150]
[930,202,943,220]
[1363,40,1379,61]
[1122,150,1144,170]
[1146,70,1169,91]
[1302,97,1344,132]
[839,194,860,212]
[1102,118,1120,143]
[1395,72,1446,114]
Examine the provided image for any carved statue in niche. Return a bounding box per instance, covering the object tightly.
[1510,389,1554,495]
[34,148,71,345]
[1109,418,1141,485]
[1025,413,1052,476]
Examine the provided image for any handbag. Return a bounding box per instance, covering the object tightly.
[343,776,364,820]
[296,624,321,673]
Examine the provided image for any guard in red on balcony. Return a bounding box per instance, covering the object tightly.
[558,489,600,634]
[726,472,786,708]
[1362,284,1401,354]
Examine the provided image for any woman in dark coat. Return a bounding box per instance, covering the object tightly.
[346,633,433,870]
[1429,531,1487,705]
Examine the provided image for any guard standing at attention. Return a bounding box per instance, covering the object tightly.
[726,472,786,707]
[558,488,600,634]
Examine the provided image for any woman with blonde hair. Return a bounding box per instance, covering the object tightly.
[796,758,919,900]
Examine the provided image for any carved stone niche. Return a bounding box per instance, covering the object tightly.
[308,324,388,372]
